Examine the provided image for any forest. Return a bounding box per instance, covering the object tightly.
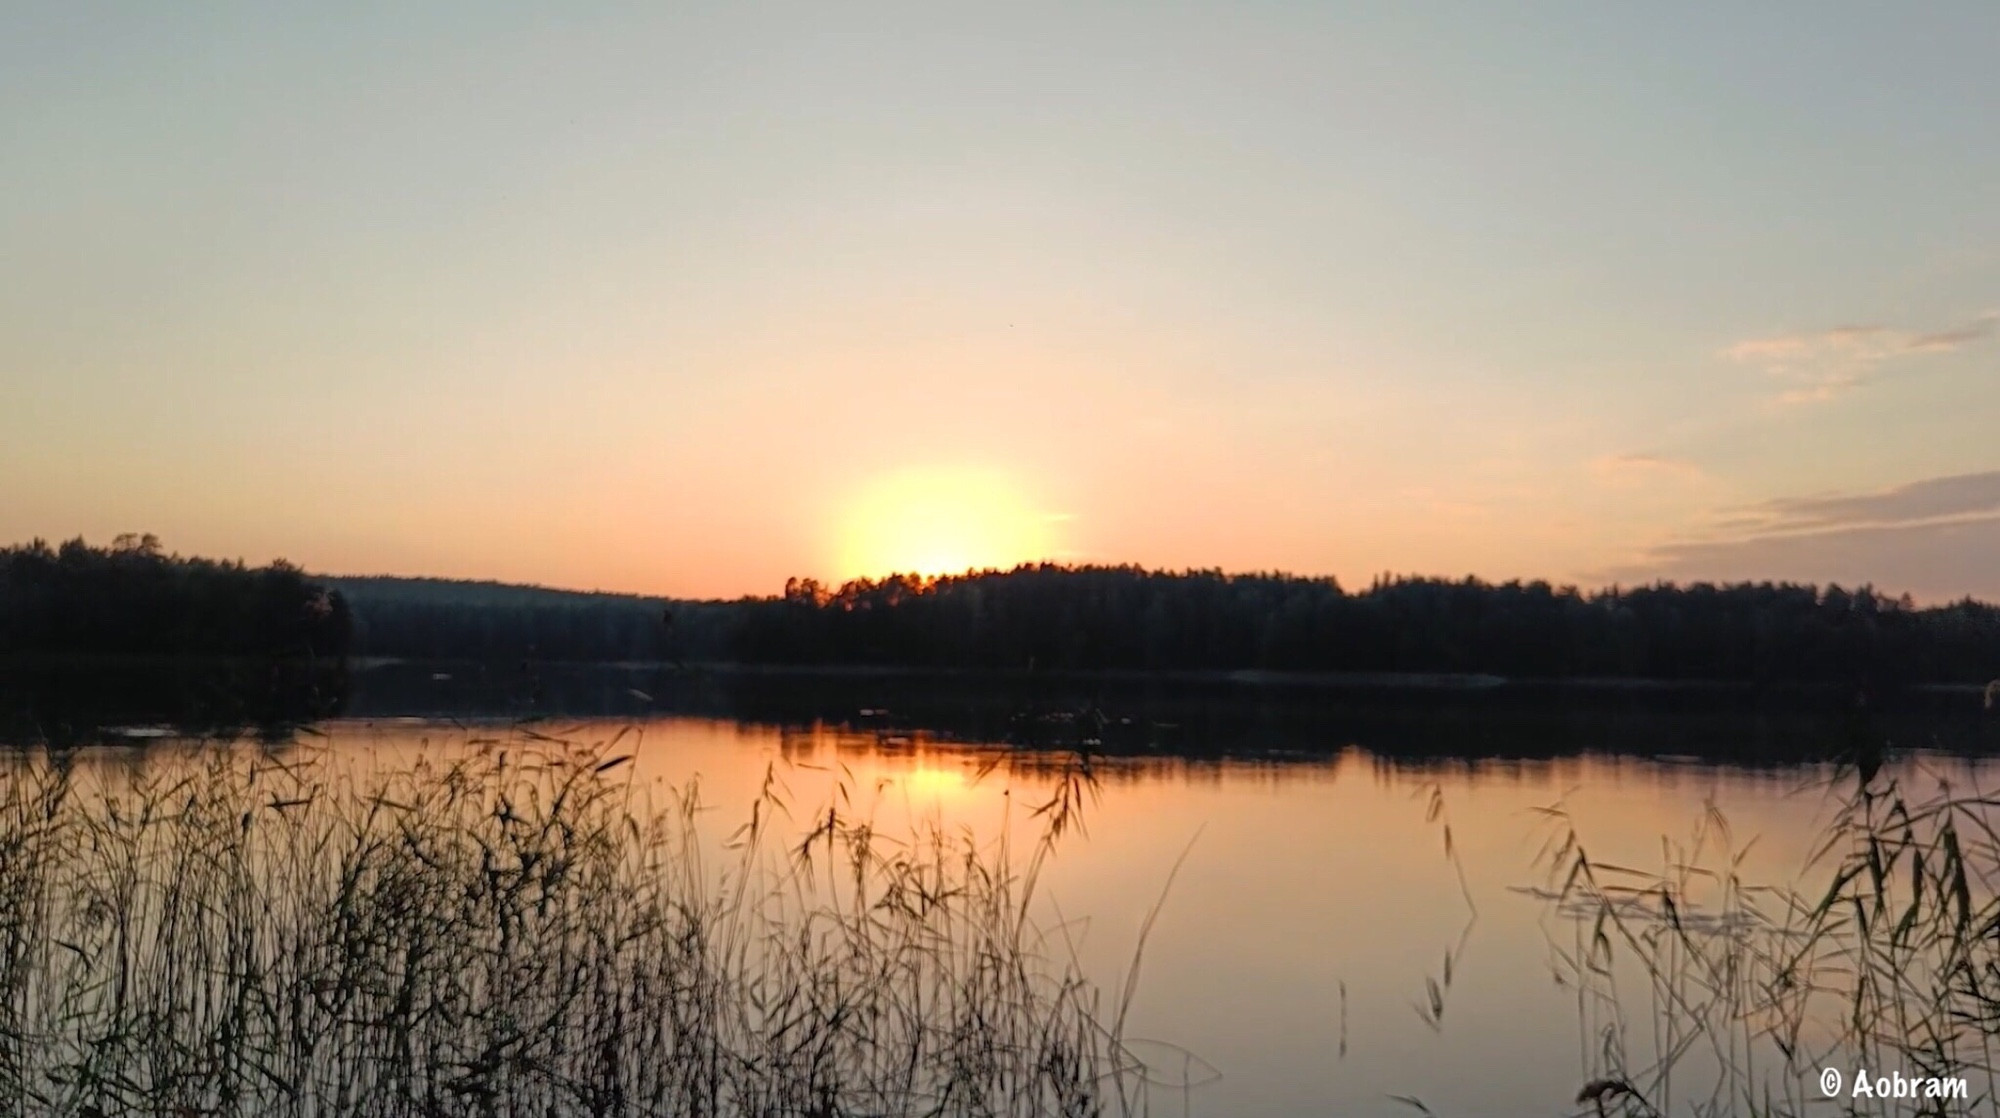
[323,575,721,663]
[725,566,2000,686]
[0,535,351,660]
[7,541,2000,688]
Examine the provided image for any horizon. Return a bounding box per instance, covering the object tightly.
[326,559,2000,609]
[19,534,1987,609]
[6,4,1997,600]
[316,555,1998,607]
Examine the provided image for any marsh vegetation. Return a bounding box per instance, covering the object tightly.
[1535,760,2000,1117]
[0,729,1150,1117]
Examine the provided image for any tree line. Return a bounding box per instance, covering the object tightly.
[0,535,350,660]
[7,541,1999,688]
[727,566,2000,687]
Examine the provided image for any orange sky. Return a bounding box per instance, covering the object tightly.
[4,5,1998,600]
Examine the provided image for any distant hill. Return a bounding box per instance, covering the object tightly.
[321,574,681,610]
[319,575,734,663]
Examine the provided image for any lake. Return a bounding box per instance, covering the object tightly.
[6,663,2000,1116]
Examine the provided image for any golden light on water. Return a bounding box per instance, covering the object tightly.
[898,766,971,799]
[835,468,1058,581]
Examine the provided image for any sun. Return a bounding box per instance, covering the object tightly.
[835,468,1057,581]
[900,765,970,800]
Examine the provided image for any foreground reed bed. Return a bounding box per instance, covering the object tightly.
[1534,760,2000,1118]
[0,727,1147,1117]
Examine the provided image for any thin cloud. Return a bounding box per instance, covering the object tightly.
[1771,371,1870,407]
[1908,317,1998,352]
[1589,453,1706,483]
[1610,515,2000,603]
[1722,313,1997,406]
[1603,470,2000,601]
[1745,470,2000,533]
[1721,325,1881,364]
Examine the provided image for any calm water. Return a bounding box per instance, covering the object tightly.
[242,715,1989,1115]
[13,666,2000,1115]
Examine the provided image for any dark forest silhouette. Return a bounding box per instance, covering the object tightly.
[0,536,350,660]
[8,541,2000,688]
[322,574,703,663]
[338,563,2000,688]
[726,566,2000,687]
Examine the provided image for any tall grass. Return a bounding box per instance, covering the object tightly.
[1533,760,2000,1117]
[0,728,1150,1117]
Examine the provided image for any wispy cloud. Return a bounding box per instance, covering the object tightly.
[1601,470,2000,600]
[1741,470,2000,533]
[1589,453,1705,483]
[1722,313,1997,406]
[1908,320,1998,352]
[1615,516,2000,602]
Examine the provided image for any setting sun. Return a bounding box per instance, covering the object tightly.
[835,468,1058,581]
[898,765,971,800]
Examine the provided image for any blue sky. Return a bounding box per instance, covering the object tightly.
[4,2,1996,598]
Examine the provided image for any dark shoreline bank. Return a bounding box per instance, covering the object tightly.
[6,655,1989,767]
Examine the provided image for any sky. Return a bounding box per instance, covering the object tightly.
[3,2,1997,600]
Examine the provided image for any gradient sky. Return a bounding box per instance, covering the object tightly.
[5,3,1997,600]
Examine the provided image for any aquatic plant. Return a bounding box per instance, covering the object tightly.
[0,728,1148,1117]
[1533,758,2000,1117]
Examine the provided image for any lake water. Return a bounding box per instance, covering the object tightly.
[10,665,2000,1116]
[326,717,1834,1116]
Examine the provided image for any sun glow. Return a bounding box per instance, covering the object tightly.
[899,766,970,800]
[836,468,1057,581]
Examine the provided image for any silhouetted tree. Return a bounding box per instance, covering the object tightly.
[36,543,1991,688]
[724,566,2000,687]
[0,537,350,659]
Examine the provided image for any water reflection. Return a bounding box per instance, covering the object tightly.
[10,657,1998,764]
[6,692,1999,1116]
[0,657,346,745]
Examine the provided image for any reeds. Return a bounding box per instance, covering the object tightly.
[1533,762,2000,1117]
[0,729,1147,1117]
